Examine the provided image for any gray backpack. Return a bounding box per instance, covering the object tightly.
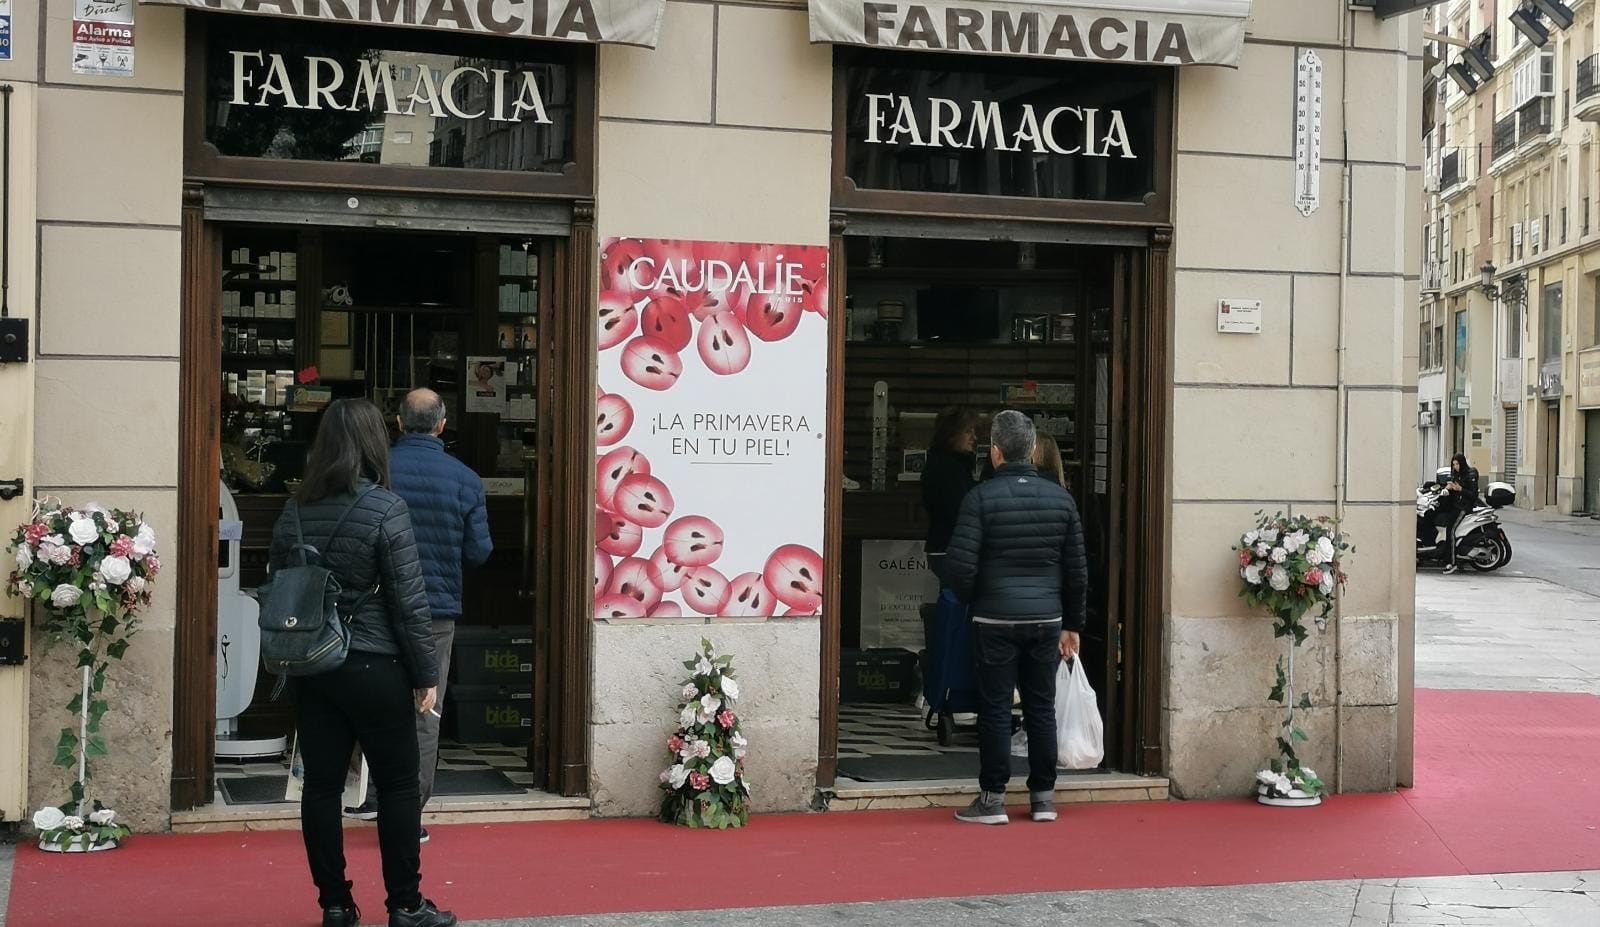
[258,487,377,678]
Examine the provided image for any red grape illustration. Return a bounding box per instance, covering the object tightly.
[721,572,776,619]
[594,549,613,595]
[621,336,683,391]
[646,546,690,593]
[607,556,663,611]
[697,310,752,376]
[743,292,803,343]
[595,509,643,558]
[763,544,824,613]
[648,601,684,619]
[598,290,639,351]
[683,566,731,615]
[595,592,647,621]
[600,238,647,300]
[640,295,693,352]
[596,446,650,512]
[596,392,634,447]
[662,516,724,568]
[614,473,675,529]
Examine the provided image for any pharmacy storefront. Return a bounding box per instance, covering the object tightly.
[0,0,1418,831]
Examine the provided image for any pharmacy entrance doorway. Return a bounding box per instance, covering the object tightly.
[173,206,595,823]
[820,232,1170,792]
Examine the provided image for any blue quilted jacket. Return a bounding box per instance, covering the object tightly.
[388,434,493,620]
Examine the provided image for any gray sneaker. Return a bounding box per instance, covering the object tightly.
[954,791,1010,825]
[1030,791,1058,822]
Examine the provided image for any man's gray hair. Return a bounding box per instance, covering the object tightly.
[990,409,1036,464]
[400,389,447,435]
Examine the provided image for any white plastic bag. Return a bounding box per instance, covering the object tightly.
[1010,728,1029,757]
[1055,658,1104,769]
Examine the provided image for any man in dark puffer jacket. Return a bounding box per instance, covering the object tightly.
[346,389,491,828]
[943,409,1088,826]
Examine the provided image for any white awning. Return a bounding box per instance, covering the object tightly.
[142,0,668,48]
[809,0,1252,67]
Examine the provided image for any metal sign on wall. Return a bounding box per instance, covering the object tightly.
[843,55,1160,203]
[809,0,1251,67]
[141,0,667,46]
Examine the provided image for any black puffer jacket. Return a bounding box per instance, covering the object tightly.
[268,482,439,688]
[942,461,1089,630]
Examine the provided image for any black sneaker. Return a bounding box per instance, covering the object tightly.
[389,899,457,927]
[1030,791,1058,823]
[322,902,360,927]
[954,791,1009,825]
[418,826,429,845]
[343,796,379,821]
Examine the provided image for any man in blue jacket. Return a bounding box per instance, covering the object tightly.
[347,389,492,838]
[942,410,1087,826]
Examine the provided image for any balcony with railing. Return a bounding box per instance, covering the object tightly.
[1440,150,1461,191]
[1518,98,1553,147]
[1578,54,1600,121]
[1422,259,1444,294]
[1492,112,1519,164]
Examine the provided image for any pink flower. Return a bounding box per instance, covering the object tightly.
[667,735,684,754]
[144,555,161,577]
[717,710,736,729]
[68,549,82,568]
[1238,549,1253,567]
[24,523,48,546]
[689,771,710,791]
[109,536,134,558]
[1305,567,1324,587]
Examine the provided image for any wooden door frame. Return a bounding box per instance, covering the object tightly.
[171,191,596,809]
[816,220,1174,787]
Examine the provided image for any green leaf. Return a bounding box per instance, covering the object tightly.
[1298,693,1313,710]
[68,693,84,714]
[99,615,119,635]
[106,639,129,660]
[57,728,78,751]
[1267,659,1287,704]
[77,649,96,668]
[87,734,108,757]
[1291,727,1309,743]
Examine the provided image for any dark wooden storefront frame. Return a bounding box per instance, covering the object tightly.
[818,53,1175,787]
[171,10,598,811]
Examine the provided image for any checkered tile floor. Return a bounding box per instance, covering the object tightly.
[213,739,536,793]
[838,701,979,760]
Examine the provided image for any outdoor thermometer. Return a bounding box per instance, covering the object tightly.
[1294,49,1323,217]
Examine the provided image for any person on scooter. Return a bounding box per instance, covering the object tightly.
[1440,453,1480,574]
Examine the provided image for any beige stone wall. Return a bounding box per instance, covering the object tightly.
[1165,4,1420,797]
[0,51,41,824]
[589,0,831,815]
[20,0,185,832]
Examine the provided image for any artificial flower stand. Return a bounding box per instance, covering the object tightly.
[1256,606,1323,808]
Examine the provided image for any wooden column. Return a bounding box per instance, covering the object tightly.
[549,201,596,797]
[1136,227,1173,776]
[171,184,221,810]
[817,213,848,789]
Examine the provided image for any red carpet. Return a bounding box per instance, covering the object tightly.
[8,688,1599,926]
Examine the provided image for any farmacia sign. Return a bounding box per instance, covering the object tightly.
[862,92,1136,158]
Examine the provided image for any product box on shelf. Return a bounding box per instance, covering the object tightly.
[839,648,919,704]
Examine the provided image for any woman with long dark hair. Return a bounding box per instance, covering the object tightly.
[269,399,454,927]
[1032,433,1068,489]
[1441,452,1480,575]
[922,407,982,585]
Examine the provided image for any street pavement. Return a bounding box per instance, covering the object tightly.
[457,872,1600,927]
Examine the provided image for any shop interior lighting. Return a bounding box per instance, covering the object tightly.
[1509,7,1550,47]
[1530,0,1575,30]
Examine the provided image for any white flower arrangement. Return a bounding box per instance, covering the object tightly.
[1235,512,1353,805]
[8,500,161,849]
[31,803,129,851]
[659,638,750,830]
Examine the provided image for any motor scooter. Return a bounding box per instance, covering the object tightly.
[1416,466,1515,572]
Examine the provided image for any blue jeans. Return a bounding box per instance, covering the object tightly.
[972,621,1061,795]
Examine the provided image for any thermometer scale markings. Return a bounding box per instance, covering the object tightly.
[1295,50,1323,217]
